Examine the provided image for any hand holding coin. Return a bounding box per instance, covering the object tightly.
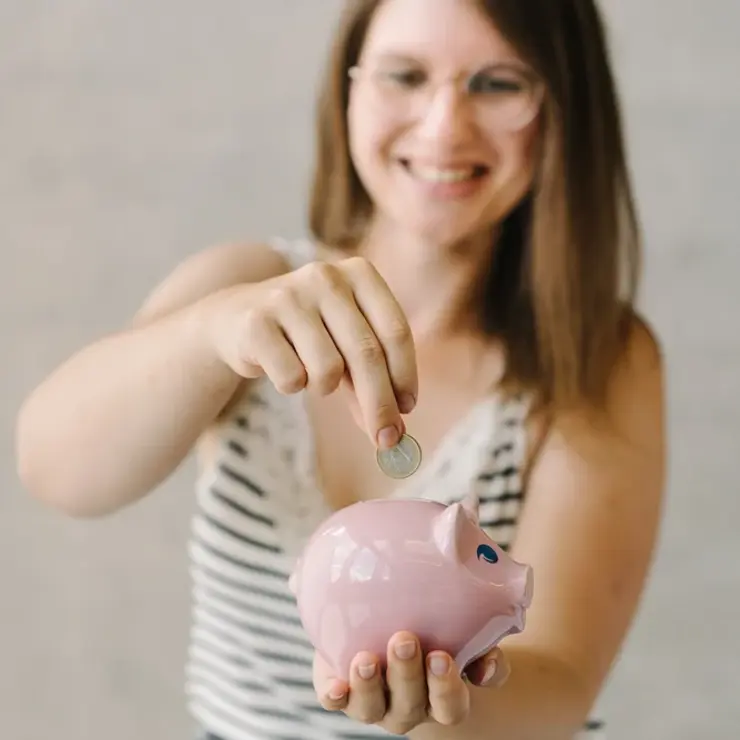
[214,255,418,450]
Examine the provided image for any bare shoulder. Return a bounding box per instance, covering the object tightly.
[133,241,292,327]
[525,313,664,457]
[506,313,666,709]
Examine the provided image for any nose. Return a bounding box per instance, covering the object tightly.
[518,565,534,609]
[415,85,473,145]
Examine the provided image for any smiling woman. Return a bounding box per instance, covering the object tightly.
[16,1,664,739]
[311,0,641,410]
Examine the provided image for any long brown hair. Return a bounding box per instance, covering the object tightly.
[308,0,641,412]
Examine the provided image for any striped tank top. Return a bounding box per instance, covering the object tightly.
[185,238,606,739]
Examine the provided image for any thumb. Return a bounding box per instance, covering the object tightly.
[464,647,510,688]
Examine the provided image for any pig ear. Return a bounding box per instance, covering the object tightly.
[460,491,480,523]
[433,503,468,562]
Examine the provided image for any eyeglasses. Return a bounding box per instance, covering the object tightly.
[348,62,543,132]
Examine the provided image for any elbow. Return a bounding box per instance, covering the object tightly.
[503,644,601,737]
[15,404,117,520]
[16,452,105,520]
[16,458,120,520]
[549,656,605,734]
[562,662,599,724]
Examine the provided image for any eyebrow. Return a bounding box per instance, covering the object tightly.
[364,52,529,74]
[363,52,422,66]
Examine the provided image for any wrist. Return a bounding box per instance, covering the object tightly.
[176,290,244,388]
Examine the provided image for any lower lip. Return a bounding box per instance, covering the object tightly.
[400,162,488,200]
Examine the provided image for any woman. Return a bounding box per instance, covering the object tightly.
[15,0,666,738]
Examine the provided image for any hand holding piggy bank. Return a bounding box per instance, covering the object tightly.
[290,492,533,681]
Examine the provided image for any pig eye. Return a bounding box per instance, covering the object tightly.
[476,544,499,564]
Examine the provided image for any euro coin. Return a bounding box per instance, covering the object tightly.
[376,433,422,479]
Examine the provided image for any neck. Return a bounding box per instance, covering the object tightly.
[356,221,496,341]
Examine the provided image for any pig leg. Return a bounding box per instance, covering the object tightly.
[454,611,525,673]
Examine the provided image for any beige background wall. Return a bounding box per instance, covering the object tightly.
[1,2,738,738]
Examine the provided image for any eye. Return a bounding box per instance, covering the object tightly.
[476,544,499,564]
[468,72,524,95]
[379,68,426,88]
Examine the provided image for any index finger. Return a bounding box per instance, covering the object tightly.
[344,258,418,414]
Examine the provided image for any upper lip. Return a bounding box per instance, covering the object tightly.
[398,158,487,170]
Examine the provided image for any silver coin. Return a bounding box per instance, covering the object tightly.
[376,433,422,479]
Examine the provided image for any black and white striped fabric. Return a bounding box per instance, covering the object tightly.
[185,238,606,739]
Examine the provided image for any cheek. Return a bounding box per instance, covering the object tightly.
[347,100,397,182]
[497,123,540,178]
[514,119,542,178]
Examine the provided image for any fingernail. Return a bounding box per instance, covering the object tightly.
[399,394,416,414]
[358,662,377,680]
[481,660,498,685]
[377,425,400,449]
[429,655,449,676]
[394,640,417,660]
[328,686,346,700]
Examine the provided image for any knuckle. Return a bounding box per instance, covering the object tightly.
[241,305,269,336]
[264,285,296,312]
[312,359,345,394]
[353,703,385,725]
[274,369,307,395]
[343,255,376,277]
[355,334,385,365]
[304,261,347,294]
[373,401,398,425]
[429,683,455,705]
[431,689,469,726]
[238,307,272,358]
[383,317,413,344]
[388,705,426,732]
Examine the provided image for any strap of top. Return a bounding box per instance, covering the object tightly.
[269,237,318,271]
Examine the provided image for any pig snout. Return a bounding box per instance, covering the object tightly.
[515,565,534,609]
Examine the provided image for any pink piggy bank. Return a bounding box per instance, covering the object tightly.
[289,493,533,680]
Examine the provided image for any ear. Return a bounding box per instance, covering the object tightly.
[432,502,468,562]
[460,491,480,523]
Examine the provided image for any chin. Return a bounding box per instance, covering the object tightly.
[402,217,485,251]
[381,180,523,253]
[382,195,498,249]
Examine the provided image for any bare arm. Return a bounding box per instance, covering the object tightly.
[409,317,667,739]
[14,242,290,518]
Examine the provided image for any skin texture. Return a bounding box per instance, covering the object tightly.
[15,0,665,737]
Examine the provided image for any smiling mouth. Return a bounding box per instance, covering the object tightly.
[398,158,490,184]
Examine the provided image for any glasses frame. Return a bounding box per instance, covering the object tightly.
[347,62,545,132]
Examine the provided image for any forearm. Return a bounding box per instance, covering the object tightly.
[409,647,591,740]
[15,297,240,517]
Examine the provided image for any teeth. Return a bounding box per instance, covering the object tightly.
[413,166,476,184]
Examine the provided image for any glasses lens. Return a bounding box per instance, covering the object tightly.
[468,68,540,131]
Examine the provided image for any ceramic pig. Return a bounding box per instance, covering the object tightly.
[289,493,533,680]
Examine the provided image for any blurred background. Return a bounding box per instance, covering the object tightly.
[1,1,738,738]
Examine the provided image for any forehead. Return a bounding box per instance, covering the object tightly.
[360,0,521,66]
